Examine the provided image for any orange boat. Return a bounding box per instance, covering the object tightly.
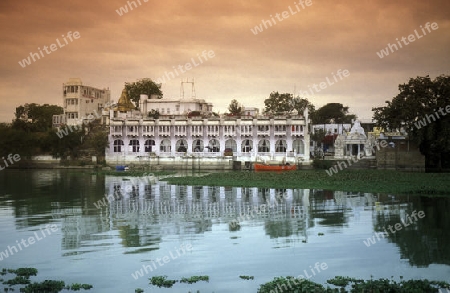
[253,163,297,171]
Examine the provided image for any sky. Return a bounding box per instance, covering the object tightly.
[0,0,449,123]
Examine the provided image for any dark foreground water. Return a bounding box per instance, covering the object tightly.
[0,170,449,292]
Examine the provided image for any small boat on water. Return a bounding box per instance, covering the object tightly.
[115,165,129,171]
[253,163,297,171]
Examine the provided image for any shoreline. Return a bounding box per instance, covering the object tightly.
[160,169,450,196]
[3,167,449,196]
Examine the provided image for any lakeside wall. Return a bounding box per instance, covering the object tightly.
[376,146,425,172]
[105,154,308,170]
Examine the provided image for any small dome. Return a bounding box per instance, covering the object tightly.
[116,88,135,112]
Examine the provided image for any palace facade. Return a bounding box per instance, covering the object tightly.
[105,90,310,169]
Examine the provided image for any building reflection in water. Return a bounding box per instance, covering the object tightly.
[49,175,450,267]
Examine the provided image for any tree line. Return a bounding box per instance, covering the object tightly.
[0,103,107,161]
[2,75,448,170]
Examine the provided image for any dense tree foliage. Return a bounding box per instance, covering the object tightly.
[264,92,294,115]
[147,109,160,119]
[292,97,315,116]
[264,92,313,116]
[125,78,163,108]
[13,103,63,132]
[372,75,450,170]
[311,103,356,124]
[0,103,106,160]
[227,99,242,116]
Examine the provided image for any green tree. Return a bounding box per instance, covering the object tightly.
[148,109,160,119]
[372,75,450,171]
[90,131,109,157]
[48,126,84,158]
[264,92,294,115]
[310,128,326,146]
[0,123,34,158]
[125,78,163,108]
[292,97,315,116]
[311,103,356,124]
[13,103,63,132]
[228,99,242,116]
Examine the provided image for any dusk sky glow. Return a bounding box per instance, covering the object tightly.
[0,0,449,122]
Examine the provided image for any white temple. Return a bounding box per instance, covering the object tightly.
[333,120,376,159]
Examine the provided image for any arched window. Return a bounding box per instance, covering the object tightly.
[145,140,155,152]
[207,139,220,152]
[258,139,270,152]
[193,139,204,152]
[160,139,171,152]
[293,139,304,154]
[113,140,124,152]
[176,139,188,152]
[275,140,287,152]
[241,139,253,153]
[225,139,237,152]
[129,139,140,152]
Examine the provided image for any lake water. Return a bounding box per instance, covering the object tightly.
[0,169,449,292]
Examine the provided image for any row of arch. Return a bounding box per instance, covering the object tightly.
[113,139,305,154]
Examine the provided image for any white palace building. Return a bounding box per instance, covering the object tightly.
[105,88,311,169]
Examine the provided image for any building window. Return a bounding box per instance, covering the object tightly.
[225,139,237,152]
[145,140,155,152]
[207,139,220,152]
[258,139,270,152]
[241,139,253,153]
[176,105,180,112]
[193,139,204,152]
[113,140,124,152]
[167,108,170,114]
[293,139,304,154]
[129,139,140,152]
[176,139,187,152]
[275,140,287,152]
[160,139,171,152]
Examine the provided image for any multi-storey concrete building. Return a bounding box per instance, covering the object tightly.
[140,96,213,117]
[105,86,310,169]
[106,116,310,169]
[53,78,111,126]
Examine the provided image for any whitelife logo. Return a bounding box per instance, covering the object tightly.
[325,139,389,176]
[297,69,350,98]
[155,50,215,84]
[0,224,59,262]
[0,153,21,171]
[376,22,439,59]
[55,110,102,138]
[131,243,192,280]
[250,0,313,35]
[18,31,81,68]
[116,0,148,16]
[363,210,425,247]
[413,104,450,130]
[55,100,114,139]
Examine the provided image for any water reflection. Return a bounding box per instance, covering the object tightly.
[372,195,450,267]
[1,170,449,271]
[58,175,445,268]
